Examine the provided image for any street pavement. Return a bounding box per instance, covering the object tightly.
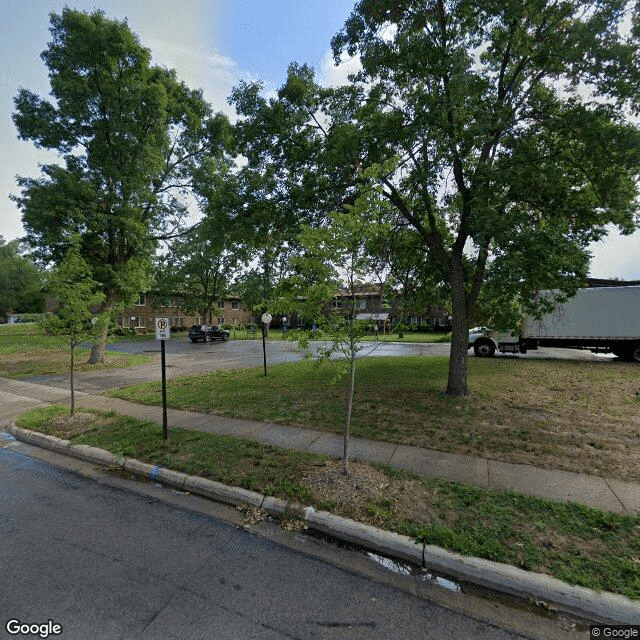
[24,338,454,391]
[1,445,538,640]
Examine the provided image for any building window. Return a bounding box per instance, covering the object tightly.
[115,316,144,328]
[218,316,224,325]
[162,297,173,308]
[359,299,367,310]
[133,294,146,306]
[332,299,342,309]
[218,300,225,309]
[173,317,184,328]
[231,300,239,310]
[195,317,202,325]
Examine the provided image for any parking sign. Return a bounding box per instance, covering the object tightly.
[155,317,170,340]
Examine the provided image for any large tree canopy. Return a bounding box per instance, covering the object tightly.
[219,65,337,311]
[330,0,640,395]
[12,8,232,362]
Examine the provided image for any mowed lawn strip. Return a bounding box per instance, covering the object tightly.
[16,405,640,600]
[108,356,640,481]
[0,323,151,378]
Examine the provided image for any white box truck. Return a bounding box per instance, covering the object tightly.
[468,285,640,362]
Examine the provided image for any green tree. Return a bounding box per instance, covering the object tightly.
[41,243,106,414]
[154,220,243,324]
[0,237,44,318]
[224,65,355,317]
[367,223,451,333]
[331,0,640,395]
[273,194,390,475]
[13,8,231,363]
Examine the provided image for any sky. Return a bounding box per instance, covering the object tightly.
[0,0,639,280]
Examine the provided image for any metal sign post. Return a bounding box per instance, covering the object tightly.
[155,318,170,441]
[261,312,272,376]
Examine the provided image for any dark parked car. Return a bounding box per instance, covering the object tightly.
[207,325,230,341]
[188,324,230,343]
[188,324,209,343]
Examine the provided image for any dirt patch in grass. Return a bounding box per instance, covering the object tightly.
[304,459,438,526]
[48,412,100,437]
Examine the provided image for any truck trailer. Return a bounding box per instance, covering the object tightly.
[468,286,640,362]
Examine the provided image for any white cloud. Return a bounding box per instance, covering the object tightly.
[588,228,640,280]
[143,36,252,117]
[318,49,361,88]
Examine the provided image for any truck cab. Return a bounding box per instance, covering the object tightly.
[468,327,524,357]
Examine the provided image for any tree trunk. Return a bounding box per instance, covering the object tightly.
[70,345,75,415]
[88,292,115,364]
[446,275,469,397]
[88,322,108,364]
[342,348,356,475]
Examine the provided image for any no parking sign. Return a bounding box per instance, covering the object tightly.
[155,317,170,340]
[155,317,170,440]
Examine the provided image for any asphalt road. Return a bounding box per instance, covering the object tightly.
[0,445,535,640]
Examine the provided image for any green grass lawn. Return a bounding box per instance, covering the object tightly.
[0,323,151,377]
[17,404,640,600]
[108,355,640,481]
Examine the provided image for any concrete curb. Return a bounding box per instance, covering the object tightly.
[7,425,639,624]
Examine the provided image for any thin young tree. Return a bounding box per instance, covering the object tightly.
[41,243,106,415]
[273,193,389,475]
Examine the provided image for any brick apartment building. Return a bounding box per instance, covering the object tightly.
[115,293,255,331]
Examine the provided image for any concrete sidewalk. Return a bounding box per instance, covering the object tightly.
[2,377,639,515]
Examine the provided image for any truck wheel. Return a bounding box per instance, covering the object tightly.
[473,339,496,357]
[223,334,229,341]
[190,338,197,343]
[631,344,640,363]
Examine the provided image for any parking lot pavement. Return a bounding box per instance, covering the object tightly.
[21,337,616,394]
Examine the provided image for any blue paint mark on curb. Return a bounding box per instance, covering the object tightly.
[149,465,161,481]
